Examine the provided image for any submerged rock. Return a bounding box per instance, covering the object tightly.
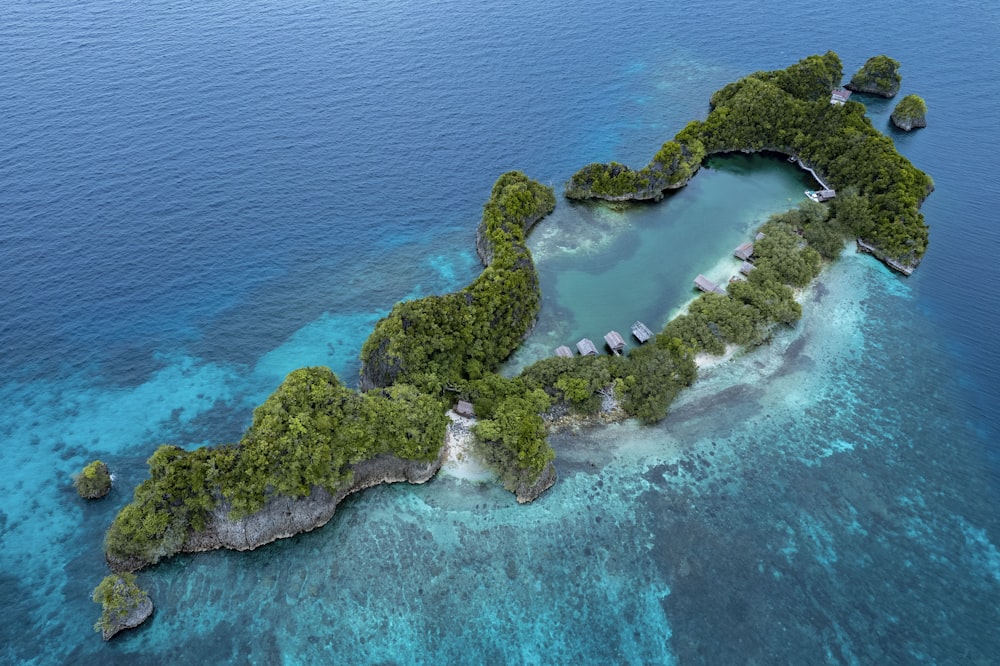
[891,94,928,131]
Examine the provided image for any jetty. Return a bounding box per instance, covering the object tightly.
[604,331,626,356]
[856,238,914,276]
[787,156,831,191]
[576,338,598,356]
[631,321,653,344]
[554,345,573,358]
[694,274,726,295]
[734,242,754,261]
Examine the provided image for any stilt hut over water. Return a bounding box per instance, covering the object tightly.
[604,331,626,355]
[734,242,754,261]
[555,345,573,358]
[576,338,598,356]
[631,321,653,343]
[694,274,725,295]
[739,261,755,276]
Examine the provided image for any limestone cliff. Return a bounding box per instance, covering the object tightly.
[184,450,444,554]
[107,449,445,572]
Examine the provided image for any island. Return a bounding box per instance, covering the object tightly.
[74,460,111,499]
[92,52,932,634]
[845,54,902,98]
[92,573,153,640]
[891,94,928,131]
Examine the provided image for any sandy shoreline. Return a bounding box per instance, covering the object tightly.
[440,411,494,482]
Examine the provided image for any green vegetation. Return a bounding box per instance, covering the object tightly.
[891,94,928,130]
[847,55,902,97]
[92,573,150,637]
[74,460,111,499]
[106,173,556,569]
[360,171,555,392]
[565,124,706,200]
[567,51,932,267]
[466,374,554,489]
[105,367,448,567]
[102,55,935,584]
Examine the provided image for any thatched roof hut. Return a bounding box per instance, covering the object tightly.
[576,338,598,356]
[555,345,573,358]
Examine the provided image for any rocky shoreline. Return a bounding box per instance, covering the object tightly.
[108,449,447,572]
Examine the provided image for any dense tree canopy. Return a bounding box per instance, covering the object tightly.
[566,51,932,267]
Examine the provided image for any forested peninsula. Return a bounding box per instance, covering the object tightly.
[94,52,932,637]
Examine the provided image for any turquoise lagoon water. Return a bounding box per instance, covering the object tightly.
[2,0,999,663]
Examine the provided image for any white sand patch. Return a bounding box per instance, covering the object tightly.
[440,411,494,482]
[694,344,739,369]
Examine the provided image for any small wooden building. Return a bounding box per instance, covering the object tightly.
[694,274,725,295]
[739,261,755,275]
[455,400,475,418]
[631,321,653,344]
[830,88,852,105]
[554,345,573,358]
[604,331,626,355]
[576,338,598,356]
[806,189,836,202]
[755,231,766,241]
[734,242,754,261]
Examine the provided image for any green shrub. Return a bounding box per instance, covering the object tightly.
[74,460,111,499]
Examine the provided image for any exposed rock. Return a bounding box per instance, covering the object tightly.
[180,449,446,555]
[93,574,153,641]
[513,461,557,504]
[74,460,111,499]
[102,594,153,641]
[845,55,902,98]
[891,94,927,131]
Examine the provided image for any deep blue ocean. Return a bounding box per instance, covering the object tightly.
[3,0,999,663]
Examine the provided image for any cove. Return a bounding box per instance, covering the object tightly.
[507,153,815,372]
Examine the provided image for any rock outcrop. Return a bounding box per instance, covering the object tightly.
[74,460,111,499]
[93,574,153,641]
[513,461,557,504]
[845,55,902,98]
[891,94,927,131]
[102,593,153,641]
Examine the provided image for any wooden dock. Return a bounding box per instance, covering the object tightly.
[576,338,598,356]
[604,331,626,355]
[631,321,653,344]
